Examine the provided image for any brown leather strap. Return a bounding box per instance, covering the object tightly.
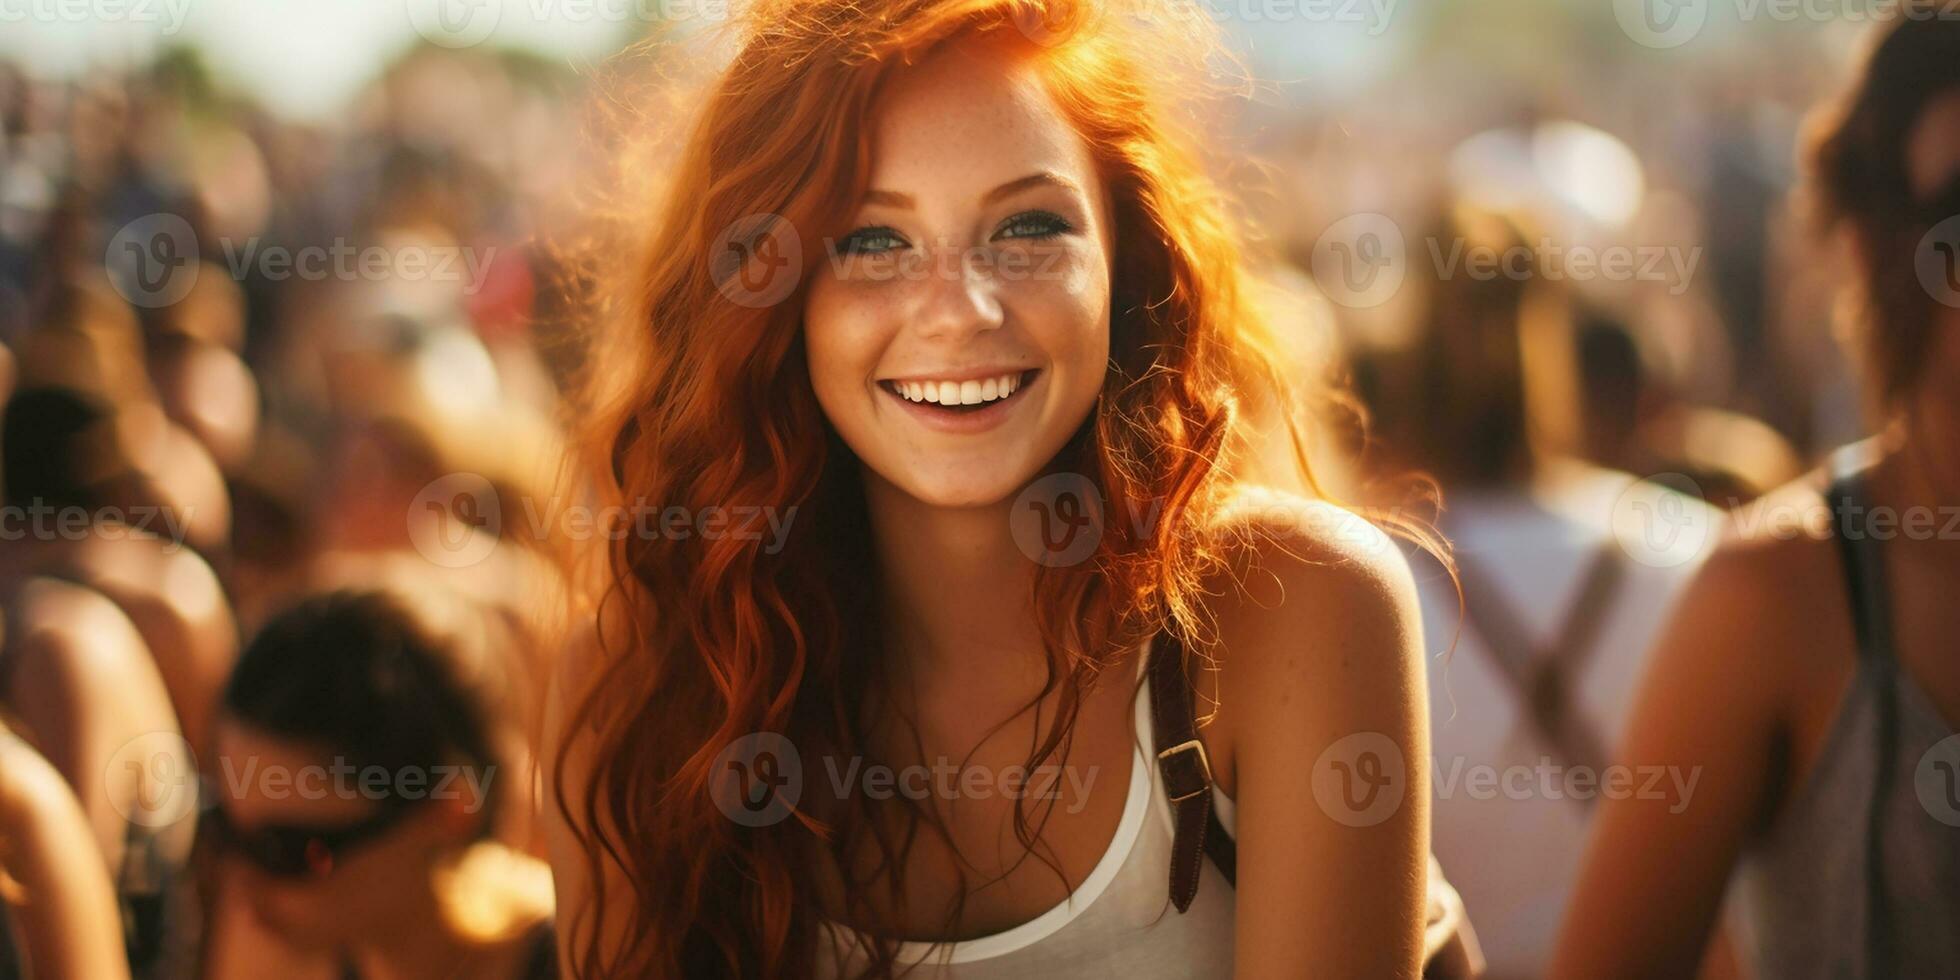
[1148,628,1235,910]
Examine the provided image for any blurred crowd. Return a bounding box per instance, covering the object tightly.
[0,10,1937,980]
[0,42,575,979]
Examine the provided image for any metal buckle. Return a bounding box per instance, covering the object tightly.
[1157,738,1213,804]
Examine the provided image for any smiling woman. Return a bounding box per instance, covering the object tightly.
[544,2,1456,978]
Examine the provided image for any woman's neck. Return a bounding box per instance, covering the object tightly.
[1896,381,1960,509]
[863,472,1050,696]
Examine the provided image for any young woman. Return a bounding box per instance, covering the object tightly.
[1552,10,1960,979]
[545,1,1437,977]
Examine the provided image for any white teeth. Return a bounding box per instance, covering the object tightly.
[891,372,1027,406]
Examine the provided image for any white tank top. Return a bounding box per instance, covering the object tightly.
[818,643,1237,977]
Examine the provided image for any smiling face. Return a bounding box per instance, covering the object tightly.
[802,35,1114,509]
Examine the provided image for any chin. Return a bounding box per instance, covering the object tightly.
[881,466,1033,510]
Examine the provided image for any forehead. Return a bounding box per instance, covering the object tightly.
[864,36,1099,196]
[213,719,376,824]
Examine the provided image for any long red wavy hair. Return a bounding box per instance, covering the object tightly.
[551,1,1389,975]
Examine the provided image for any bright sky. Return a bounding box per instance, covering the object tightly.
[0,0,1423,120]
[0,0,640,118]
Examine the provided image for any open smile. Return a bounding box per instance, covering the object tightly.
[876,369,1041,432]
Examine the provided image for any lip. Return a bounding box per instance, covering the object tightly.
[879,369,1040,434]
[877,366,1037,386]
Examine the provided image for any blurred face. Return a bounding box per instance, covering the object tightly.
[802,37,1114,509]
[210,719,470,948]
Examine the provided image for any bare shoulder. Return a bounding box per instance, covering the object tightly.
[0,725,71,827]
[1205,486,1423,658]
[1195,487,1427,795]
[1660,469,1854,709]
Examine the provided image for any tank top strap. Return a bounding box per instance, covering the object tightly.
[1824,448,1899,669]
[1822,444,1900,979]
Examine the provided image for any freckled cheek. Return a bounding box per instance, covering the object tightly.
[802,281,902,404]
[997,250,1110,367]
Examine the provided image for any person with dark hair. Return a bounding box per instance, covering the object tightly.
[203,587,553,980]
[1555,7,1960,977]
[1365,203,1722,979]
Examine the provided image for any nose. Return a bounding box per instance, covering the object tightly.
[910,242,1005,343]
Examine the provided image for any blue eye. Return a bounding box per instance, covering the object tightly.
[837,226,906,254]
[996,211,1072,240]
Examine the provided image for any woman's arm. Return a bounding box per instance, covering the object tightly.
[1550,541,1794,978]
[0,728,132,980]
[1212,501,1431,980]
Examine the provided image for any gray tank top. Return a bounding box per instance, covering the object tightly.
[1732,454,1960,979]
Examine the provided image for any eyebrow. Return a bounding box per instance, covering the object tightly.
[861,171,1083,210]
